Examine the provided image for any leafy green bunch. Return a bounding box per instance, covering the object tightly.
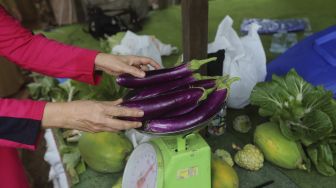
[251,69,336,176]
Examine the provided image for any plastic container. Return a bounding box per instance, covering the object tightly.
[267,26,336,97]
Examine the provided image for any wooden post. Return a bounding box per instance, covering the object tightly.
[181,0,208,74]
[158,0,168,9]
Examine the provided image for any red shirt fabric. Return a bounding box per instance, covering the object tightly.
[0,6,100,150]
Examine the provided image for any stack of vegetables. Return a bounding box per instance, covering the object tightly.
[116,57,238,133]
[251,69,336,176]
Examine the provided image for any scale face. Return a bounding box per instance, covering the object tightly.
[122,143,161,188]
[122,134,211,188]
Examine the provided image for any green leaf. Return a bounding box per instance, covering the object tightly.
[63,148,82,185]
[278,118,300,141]
[320,100,336,129]
[71,73,127,101]
[320,144,334,167]
[308,144,336,176]
[251,82,284,117]
[315,161,336,176]
[303,86,333,112]
[302,110,334,143]
[76,159,86,175]
[297,142,311,171]
[307,147,319,166]
[273,69,313,101]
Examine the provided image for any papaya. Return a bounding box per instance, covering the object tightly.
[78,132,133,173]
[212,156,239,188]
[254,122,305,169]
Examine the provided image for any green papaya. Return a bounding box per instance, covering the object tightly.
[212,156,239,188]
[254,122,305,169]
[78,132,133,173]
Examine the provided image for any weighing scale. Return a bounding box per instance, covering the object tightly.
[122,120,213,188]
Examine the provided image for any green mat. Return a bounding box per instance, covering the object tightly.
[38,0,336,187]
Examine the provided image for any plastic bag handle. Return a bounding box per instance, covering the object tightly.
[313,31,336,66]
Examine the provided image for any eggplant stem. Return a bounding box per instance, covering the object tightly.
[188,57,217,71]
[216,76,240,90]
[199,87,215,101]
[192,73,203,80]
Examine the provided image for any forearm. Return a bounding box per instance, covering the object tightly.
[0,6,100,84]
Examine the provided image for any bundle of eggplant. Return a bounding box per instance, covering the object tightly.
[117,58,238,133]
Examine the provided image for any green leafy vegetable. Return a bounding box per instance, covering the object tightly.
[251,69,336,176]
[72,73,128,101]
[251,69,335,143]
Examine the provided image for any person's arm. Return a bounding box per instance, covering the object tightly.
[0,99,46,150]
[0,6,99,84]
[0,6,160,150]
[0,98,144,150]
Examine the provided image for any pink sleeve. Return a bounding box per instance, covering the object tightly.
[0,99,47,150]
[0,6,100,84]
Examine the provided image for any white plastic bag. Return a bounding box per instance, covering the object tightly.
[44,129,69,188]
[208,16,266,109]
[125,129,157,148]
[112,31,178,68]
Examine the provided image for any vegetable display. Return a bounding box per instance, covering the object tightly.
[251,69,336,176]
[116,58,216,88]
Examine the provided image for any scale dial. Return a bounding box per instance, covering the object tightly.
[122,143,161,188]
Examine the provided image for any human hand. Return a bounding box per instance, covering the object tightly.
[94,53,161,78]
[42,99,143,132]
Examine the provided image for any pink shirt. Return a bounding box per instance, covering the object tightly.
[0,6,100,150]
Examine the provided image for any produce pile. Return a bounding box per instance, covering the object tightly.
[27,57,239,186]
[28,56,336,187]
[210,69,336,188]
[116,57,238,133]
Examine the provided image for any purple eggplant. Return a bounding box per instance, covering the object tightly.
[170,75,228,91]
[176,79,217,90]
[127,74,217,101]
[116,58,216,88]
[120,87,212,121]
[128,75,198,101]
[163,103,199,118]
[144,77,239,132]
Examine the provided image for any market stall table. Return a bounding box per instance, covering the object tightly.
[38,0,336,187]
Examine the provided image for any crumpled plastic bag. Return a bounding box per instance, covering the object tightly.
[44,129,69,188]
[208,16,266,109]
[125,129,157,148]
[112,31,178,68]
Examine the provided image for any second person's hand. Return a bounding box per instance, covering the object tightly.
[94,53,161,78]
